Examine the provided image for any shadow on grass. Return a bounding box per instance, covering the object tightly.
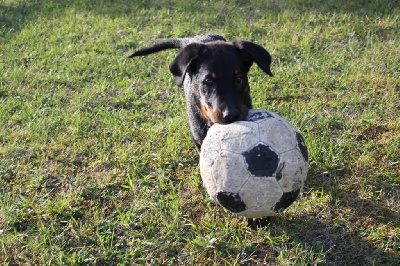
[267,168,400,265]
[279,195,398,264]
[1,0,398,40]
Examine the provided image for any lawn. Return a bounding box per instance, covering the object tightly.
[0,0,399,265]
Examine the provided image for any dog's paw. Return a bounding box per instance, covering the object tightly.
[245,217,271,230]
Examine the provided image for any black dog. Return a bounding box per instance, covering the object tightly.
[129,35,273,152]
[130,35,273,229]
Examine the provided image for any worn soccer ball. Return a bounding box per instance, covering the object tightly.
[200,109,309,218]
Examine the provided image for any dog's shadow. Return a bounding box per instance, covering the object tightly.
[265,183,400,264]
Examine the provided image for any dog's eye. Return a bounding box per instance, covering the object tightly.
[235,76,244,85]
[204,79,215,87]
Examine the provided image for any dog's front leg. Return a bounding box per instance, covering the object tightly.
[183,78,209,153]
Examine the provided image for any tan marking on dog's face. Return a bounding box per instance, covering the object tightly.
[211,72,217,79]
[200,102,211,124]
[211,107,223,123]
[200,101,223,125]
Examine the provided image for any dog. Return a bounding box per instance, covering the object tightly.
[129,34,273,152]
[129,35,273,229]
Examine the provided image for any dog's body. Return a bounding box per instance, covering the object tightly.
[130,35,273,152]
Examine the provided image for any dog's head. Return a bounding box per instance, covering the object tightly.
[169,41,273,125]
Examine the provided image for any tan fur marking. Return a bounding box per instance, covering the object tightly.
[200,102,211,122]
[200,102,224,124]
[212,108,223,123]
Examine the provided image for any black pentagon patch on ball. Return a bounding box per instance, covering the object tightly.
[246,111,274,122]
[274,189,300,212]
[216,192,247,213]
[243,144,279,177]
[296,132,308,162]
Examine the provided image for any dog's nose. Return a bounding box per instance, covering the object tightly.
[222,108,241,123]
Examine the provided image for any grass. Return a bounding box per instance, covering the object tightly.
[0,0,399,264]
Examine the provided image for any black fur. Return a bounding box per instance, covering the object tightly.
[129,35,226,57]
[129,34,273,152]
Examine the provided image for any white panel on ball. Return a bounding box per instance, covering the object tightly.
[277,149,308,192]
[211,150,250,194]
[239,177,283,218]
[217,121,260,154]
[258,118,298,154]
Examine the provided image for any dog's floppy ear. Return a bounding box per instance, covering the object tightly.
[169,43,205,86]
[233,41,273,77]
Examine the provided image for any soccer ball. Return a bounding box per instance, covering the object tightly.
[200,109,308,218]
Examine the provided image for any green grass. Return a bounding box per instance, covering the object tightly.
[1,0,399,264]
